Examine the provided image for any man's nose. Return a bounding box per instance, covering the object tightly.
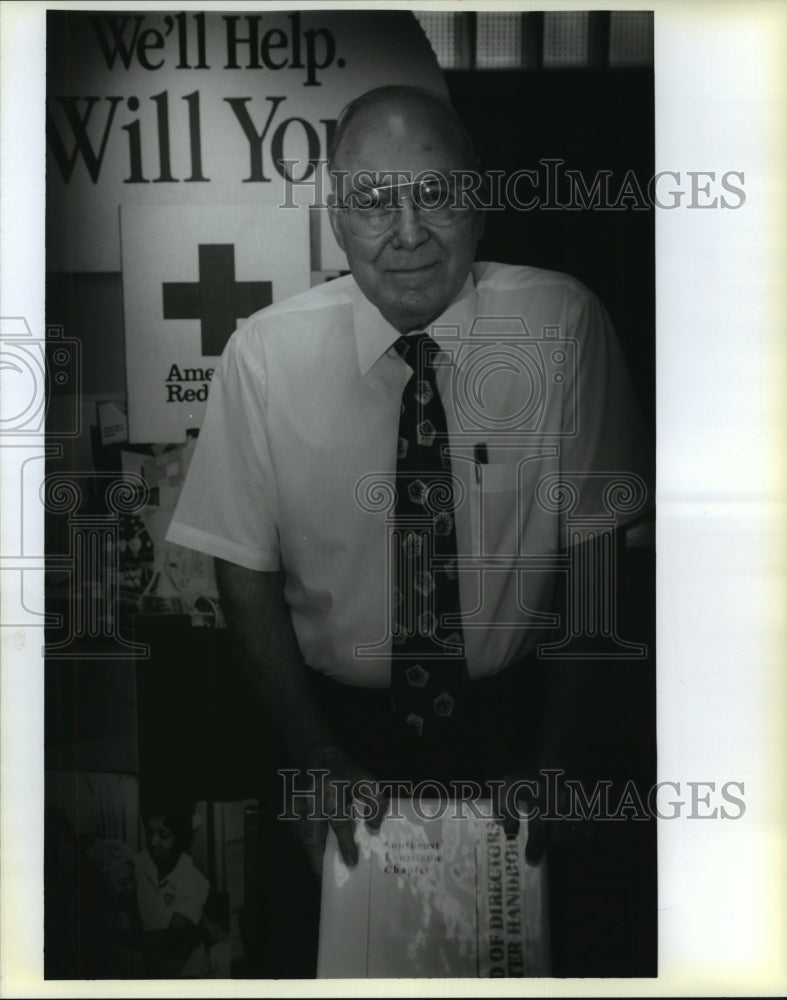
[390,202,429,249]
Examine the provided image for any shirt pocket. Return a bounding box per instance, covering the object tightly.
[478,460,521,494]
[469,460,522,556]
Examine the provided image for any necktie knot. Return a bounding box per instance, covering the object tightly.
[394,333,440,377]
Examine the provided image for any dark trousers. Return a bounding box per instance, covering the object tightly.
[309,656,543,784]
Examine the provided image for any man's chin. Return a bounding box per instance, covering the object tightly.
[381,289,444,332]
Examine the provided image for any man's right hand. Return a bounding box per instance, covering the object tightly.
[214,563,388,876]
[288,743,388,878]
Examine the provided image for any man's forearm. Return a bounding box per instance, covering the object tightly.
[215,559,336,764]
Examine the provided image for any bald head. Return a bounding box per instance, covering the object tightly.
[328,85,478,178]
[326,85,484,334]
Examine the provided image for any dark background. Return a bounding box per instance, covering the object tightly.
[450,67,655,427]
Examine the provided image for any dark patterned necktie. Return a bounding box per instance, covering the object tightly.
[390,332,467,738]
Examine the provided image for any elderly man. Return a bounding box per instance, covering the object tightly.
[167,85,651,973]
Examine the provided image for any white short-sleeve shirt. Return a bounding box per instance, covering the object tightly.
[167,262,652,686]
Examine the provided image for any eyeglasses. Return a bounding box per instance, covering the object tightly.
[334,176,473,237]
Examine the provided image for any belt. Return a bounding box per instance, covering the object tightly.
[308,655,536,708]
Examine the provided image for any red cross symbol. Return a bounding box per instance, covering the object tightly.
[162,244,271,356]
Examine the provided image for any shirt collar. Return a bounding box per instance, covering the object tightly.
[351,271,477,378]
[137,850,189,887]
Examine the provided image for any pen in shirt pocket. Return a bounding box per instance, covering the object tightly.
[474,442,488,483]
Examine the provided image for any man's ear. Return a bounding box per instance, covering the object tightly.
[474,206,486,244]
[327,197,347,253]
[472,168,488,244]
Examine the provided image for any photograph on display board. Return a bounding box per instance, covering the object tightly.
[42,8,656,979]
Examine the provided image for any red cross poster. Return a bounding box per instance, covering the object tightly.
[46,11,446,274]
[50,10,447,444]
[121,203,308,442]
